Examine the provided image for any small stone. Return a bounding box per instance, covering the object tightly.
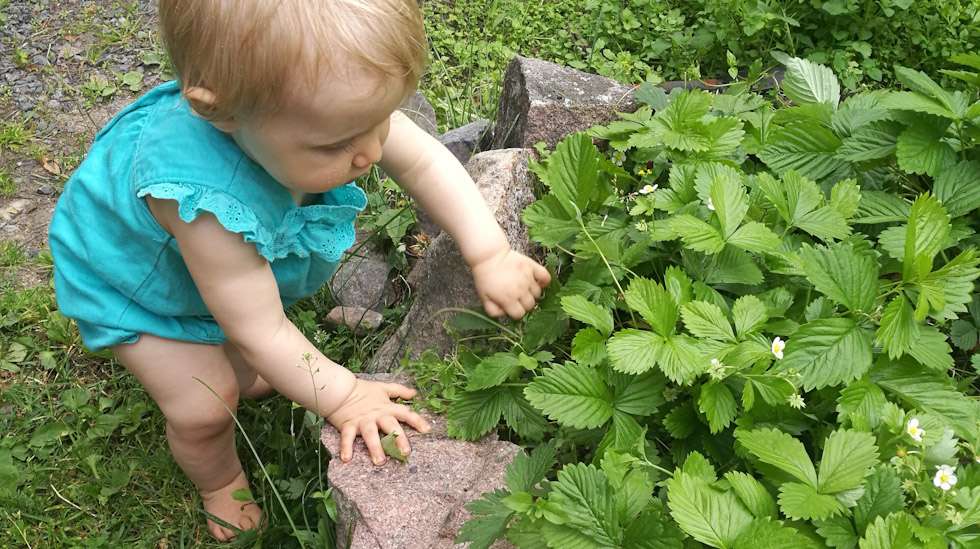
[0,199,32,222]
[324,306,383,334]
[37,185,55,196]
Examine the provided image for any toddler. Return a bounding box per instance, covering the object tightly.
[48,0,550,540]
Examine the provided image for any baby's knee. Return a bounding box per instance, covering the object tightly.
[164,383,239,439]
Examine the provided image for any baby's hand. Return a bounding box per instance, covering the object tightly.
[471,247,552,320]
[327,379,431,465]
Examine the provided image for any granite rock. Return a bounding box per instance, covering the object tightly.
[321,374,518,549]
[365,148,537,373]
[491,56,638,150]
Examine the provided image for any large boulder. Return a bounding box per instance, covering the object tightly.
[490,56,638,150]
[365,148,537,373]
[321,374,519,549]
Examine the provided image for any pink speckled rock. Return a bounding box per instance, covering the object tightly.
[321,374,519,548]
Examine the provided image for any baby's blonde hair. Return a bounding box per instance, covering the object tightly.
[158,0,427,122]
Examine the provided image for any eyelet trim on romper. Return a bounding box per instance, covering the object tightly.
[136,182,367,262]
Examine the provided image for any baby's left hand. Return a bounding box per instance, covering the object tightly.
[471,247,551,320]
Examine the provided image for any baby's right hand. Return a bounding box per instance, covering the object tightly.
[327,379,431,465]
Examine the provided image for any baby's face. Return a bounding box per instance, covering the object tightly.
[229,68,408,195]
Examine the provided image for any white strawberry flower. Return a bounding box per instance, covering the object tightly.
[706,197,715,211]
[638,184,659,195]
[787,393,805,409]
[934,464,957,491]
[771,337,785,360]
[905,418,925,443]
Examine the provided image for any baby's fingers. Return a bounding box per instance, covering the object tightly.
[339,424,358,462]
[392,403,431,434]
[483,299,505,318]
[533,263,552,287]
[384,382,417,401]
[379,417,411,456]
[360,421,386,466]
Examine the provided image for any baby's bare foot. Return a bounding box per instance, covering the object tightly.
[199,470,263,541]
[240,373,275,400]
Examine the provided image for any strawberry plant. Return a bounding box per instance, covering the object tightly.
[449,55,980,548]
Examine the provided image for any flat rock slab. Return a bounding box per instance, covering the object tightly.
[321,375,519,549]
[325,306,384,334]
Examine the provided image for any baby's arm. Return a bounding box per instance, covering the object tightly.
[379,112,551,319]
[148,197,429,464]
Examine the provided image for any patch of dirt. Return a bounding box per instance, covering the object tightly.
[0,0,164,287]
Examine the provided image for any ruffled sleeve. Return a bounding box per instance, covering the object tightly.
[136,182,367,263]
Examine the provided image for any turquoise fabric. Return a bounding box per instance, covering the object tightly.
[48,81,367,351]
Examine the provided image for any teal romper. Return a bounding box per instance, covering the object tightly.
[48,81,367,351]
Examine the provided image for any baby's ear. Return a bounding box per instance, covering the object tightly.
[183,87,238,132]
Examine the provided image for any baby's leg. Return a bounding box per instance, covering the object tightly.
[113,334,263,541]
[223,342,275,400]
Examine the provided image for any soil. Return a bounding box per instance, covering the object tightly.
[0,0,164,287]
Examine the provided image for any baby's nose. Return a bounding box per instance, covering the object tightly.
[352,134,383,169]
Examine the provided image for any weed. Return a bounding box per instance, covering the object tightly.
[0,169,14,198]
[0,119,32,152]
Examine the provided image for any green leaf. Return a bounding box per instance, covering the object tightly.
[779,318,874,390]
[733,296,769,338]
[548,463,620,545]
[699,382,738,433]
[776,54,841,108]
[893,66,957,115]
[815,516,859,549]
[524,195,580,246]
[853,466,904,534]
[895,121,956,177]
[381,432,409,463]
[506,440,557,493]
[624,277,678,336]
[830,179,862,220]
[728,222,783,253]
[607,329,663,375]
[660,335,705,385]
[733,518,820,549]
[546,133,601,217]
[667,471,754,548]
[671,214,726,254]
[796,206,851,242]
[682,301,735,342]
[778,482,845,521]
[743,375,795,410]
[683,452,718,482]
[799,242,878,312]
[881,91,957,119]
[759,125,847,181]
[902,193,950,281]
[447,389,507,440]
[837,379,887,429]
[757,171,821,227]
[467,353,523,390]
[655,91,715,152]
[572,328,607,367]
[456,490,512,548]
[934,160,980,218]
[906,326,953,372]
[817,430,879,494]
[623,506,686,549]
[735,428,817,487]
[852,191,909,224]
[501,387,549,441]
[597,411,646,459]
[707,167,749,239]
[703,247,764,285]
[613,370,667,416]
[858,513,918,549]
[724,472,777,519]
[916,249,980,321]
[561,295,614,336]
[836,121,900,161]
[875,297,917,359]
[525,363,614,429]
[951,320,979,351]
[871,360,980,440]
